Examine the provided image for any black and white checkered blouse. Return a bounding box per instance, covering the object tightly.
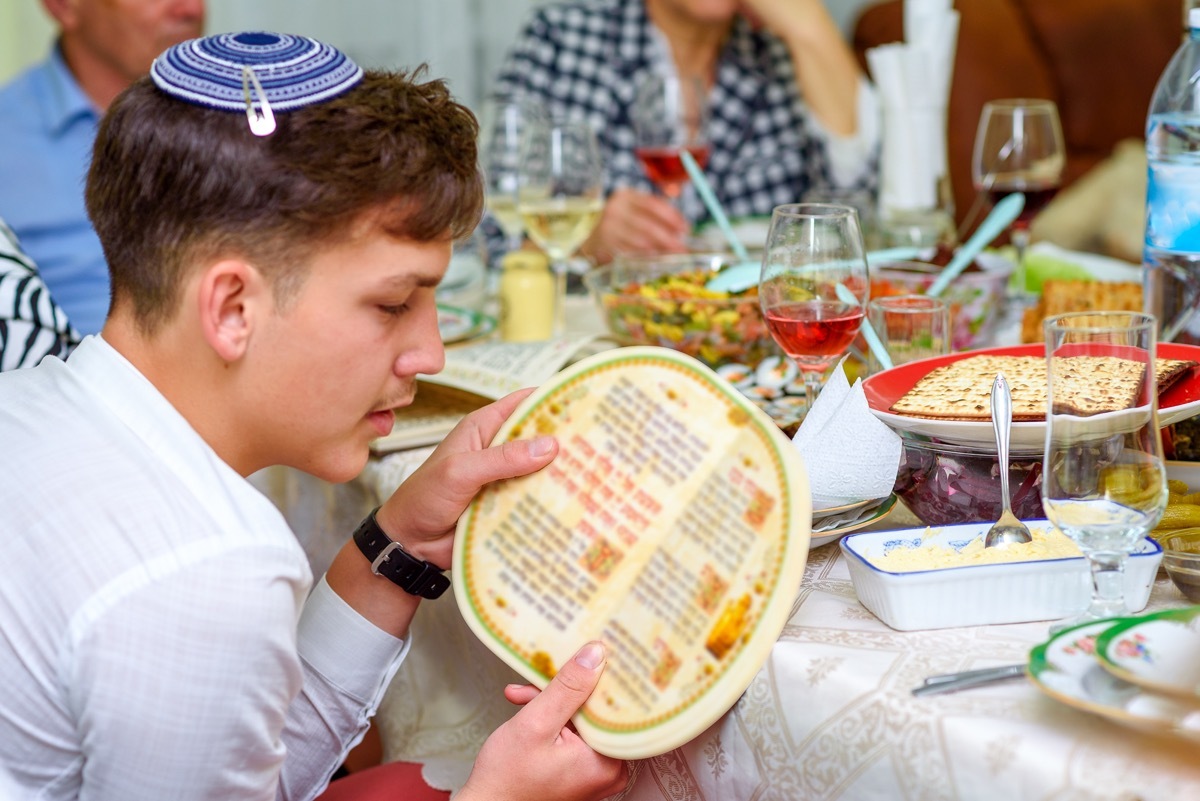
[0,218,79,371]
[481,0,879,259]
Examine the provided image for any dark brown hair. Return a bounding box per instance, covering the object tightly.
[87,68,483,334]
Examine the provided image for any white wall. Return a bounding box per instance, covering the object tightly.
[0,0,55,84]
[0,0,877,109]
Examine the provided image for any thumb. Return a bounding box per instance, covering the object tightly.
[523,641,606,737]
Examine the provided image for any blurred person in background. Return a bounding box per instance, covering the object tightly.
[484,0,879,264]
[0,0,205,335]
[0,216,79,371]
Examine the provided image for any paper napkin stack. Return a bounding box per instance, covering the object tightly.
[866,0,960,224]
[792,362,902,511]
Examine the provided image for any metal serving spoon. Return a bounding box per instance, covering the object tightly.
[985,373,1033,548]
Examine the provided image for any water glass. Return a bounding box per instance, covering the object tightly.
[866,295,950,372]
[1041,311,1168,630]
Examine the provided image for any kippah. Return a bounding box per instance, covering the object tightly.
[150,31,363,113]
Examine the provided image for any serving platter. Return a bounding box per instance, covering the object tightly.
[1028,618,1200,743]
[863,343,1200,449]
[1094,606,1200,701]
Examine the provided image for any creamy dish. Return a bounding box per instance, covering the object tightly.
[869,526,1082,572]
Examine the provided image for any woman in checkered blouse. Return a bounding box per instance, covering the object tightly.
[487,0,879,264]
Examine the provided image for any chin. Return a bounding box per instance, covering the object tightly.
[299,447,371,484]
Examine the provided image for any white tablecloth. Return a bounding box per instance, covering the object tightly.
[369,532,1200,800]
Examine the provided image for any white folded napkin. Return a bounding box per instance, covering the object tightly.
[792,360,903,511]
[866,0,960,214]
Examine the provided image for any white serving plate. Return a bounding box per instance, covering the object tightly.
[839,521,1162,631]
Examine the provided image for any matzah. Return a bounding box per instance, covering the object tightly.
[890,354,1196,420]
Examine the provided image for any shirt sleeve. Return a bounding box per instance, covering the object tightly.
[0,218,80,370]
[69,544,406,801]
[278,576,410,801]
[805,76,881,189]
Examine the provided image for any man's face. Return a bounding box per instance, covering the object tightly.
[242,230,450,482]
[68,0,205,84]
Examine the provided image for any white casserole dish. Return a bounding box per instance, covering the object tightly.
[839,521,1163,631]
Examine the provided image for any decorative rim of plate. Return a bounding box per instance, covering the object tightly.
[862,343,1200,449]
[437,304,497,344]
[1028,617,1200,743]
[810,494,897,548]
[1094,606,1200,701]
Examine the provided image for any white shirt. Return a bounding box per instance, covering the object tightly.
[0,337,410,800]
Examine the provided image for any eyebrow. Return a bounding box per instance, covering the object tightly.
[377,272,444,291]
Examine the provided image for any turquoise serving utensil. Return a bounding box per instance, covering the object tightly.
[926,193,1025,298]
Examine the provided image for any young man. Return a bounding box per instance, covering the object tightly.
[0,32,626,801]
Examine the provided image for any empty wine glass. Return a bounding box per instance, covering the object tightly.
[517,119,605,334]
[478,93,549,253]
[758,203,869,418]
[971,98,1065,299]
[1041,311,1168,631]
[631,72,709,203]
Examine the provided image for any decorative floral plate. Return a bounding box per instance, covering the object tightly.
[1028,617,1200,742]
[1094,606,1200,701]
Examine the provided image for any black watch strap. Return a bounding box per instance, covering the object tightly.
[352,507,450,599]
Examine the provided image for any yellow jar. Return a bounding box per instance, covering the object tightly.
[498,251,555,341]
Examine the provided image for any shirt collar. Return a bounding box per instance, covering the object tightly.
[66,336,255,507]
[39,42,101,137]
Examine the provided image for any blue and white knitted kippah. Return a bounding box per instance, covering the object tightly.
[150,31,363,112]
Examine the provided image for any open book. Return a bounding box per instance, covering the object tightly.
[452,347,812,759]
[371,335,610,453]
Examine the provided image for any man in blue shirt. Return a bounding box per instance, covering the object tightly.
[0,0,204,334]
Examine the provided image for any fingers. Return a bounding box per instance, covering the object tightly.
[441,388,536,452]
[503,683,540,706]
[519,641,606,739]
[587,189,689,261]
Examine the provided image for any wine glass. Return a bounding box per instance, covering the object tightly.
[971,98,1065,299]
[478,93,549,254]
[517,120,605,335]
[631,72,709,203]
[1041,311,1168,631]
[758,203,869,418]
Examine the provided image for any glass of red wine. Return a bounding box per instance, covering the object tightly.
[631,73,709,203]
[758,203,869,419]
[971,98,1065,299]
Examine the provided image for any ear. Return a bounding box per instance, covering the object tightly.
[41,0,79,29]
[197,259,265,363]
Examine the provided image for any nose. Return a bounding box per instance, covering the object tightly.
[394,297,445,378]
[174,0,206,25]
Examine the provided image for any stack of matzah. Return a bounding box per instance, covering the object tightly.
[1020,280,1143,343]
[890,354,1197,420]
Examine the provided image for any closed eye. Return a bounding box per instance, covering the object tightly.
[378,303,410,317]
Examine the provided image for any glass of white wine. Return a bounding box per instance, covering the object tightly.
[1041,311,1168,631]
[517,119,605,335]
[478,93,548,254]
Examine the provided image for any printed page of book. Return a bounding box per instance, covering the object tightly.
[421,335,607,399]
[452,347,812,759]
[373,335,612,454]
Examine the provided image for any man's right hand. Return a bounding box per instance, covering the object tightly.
[458,641,629,801]
[580,187,690,264]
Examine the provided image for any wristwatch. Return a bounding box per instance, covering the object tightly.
[352,507,450,599]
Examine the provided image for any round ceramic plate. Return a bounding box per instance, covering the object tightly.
[863,343,1200,449]
[1094,606,1200,701]
[438,304,497,344]
[810,494,897,549]
[1028,618,1200,743]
